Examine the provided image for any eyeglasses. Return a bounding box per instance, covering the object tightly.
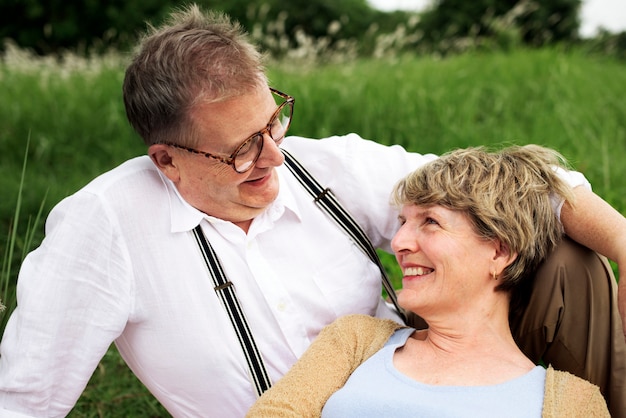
[167,88,294,173]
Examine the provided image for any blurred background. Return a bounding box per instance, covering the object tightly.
[1,0,625,57]
[368,0,625,37]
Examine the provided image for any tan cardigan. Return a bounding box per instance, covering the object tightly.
[247,314,609,418]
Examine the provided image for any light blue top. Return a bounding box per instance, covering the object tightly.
[322,328,546,417]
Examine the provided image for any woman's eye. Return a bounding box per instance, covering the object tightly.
[425,217,439,226]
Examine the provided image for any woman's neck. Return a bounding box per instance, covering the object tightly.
[394,308,535,386]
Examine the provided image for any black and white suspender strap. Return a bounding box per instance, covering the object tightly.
[281,149,406,323]
[191,149,405,396]
[192,225,272,397]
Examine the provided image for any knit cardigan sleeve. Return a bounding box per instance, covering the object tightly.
[542,367,610,417]
[246,314,404,418]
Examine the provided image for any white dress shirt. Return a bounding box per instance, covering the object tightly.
[0,134,589,417]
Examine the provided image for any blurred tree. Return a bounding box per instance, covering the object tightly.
[585,29,626,60]
[516,0,581,45]
[0,0,177,54]
[417,0,582,47]
[0,0,407,56]
[204,0,392,55]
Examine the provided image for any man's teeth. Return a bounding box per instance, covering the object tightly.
[404,267,433,276]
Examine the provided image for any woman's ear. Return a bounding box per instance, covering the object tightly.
[493,239,518,275]
[149,144,180,183]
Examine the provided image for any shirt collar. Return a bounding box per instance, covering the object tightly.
[159,165,303,233]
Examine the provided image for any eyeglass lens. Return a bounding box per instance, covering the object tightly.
[233,99,293,172]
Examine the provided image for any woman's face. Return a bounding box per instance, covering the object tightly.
[391,203,501,319]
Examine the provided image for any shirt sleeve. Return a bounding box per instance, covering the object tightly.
[0,191,133,417]
[551,166,592,222]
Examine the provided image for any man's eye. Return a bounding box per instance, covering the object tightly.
[237,136,258,155]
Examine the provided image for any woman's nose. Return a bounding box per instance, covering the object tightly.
[391,224,418,255]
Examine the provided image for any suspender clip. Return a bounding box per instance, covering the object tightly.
[215,281,234,291]
[314,187,332,202]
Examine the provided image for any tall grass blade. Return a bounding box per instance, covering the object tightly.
[0,134,46,333]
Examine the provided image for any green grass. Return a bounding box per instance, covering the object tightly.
[272,48,626,207]
[0,135,48,333]
[1,46,625,416]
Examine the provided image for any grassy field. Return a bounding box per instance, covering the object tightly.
[1,46,625,416]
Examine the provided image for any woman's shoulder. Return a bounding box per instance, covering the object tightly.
[325,315,405,351]
[543,367,610,417]
[331,314,404,333]
[546,366,602,392]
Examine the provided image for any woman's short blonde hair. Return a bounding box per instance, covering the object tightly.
[392,145,575,307]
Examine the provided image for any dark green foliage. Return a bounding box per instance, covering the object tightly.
[0,0,174,54]
[211,0,377,37]
[196,0,387,56]
[1,0,587,57]
[583,29,626,60]
[516,0,581,45]
[0,0,394,56]
[417,0,582,47]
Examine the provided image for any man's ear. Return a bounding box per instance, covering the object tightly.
[149,144,180,183]
[493,239,518,275]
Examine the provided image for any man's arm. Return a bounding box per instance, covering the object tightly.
[560,186,626,337]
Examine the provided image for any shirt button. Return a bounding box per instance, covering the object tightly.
[277,302,287,312]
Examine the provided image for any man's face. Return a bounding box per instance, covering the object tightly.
[150,85,286,230]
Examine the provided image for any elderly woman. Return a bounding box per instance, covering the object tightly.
[246,145,609,417]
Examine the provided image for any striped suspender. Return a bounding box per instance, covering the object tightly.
[192,149,404,396]
[192,226,272,396]
[281,149,406,323]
